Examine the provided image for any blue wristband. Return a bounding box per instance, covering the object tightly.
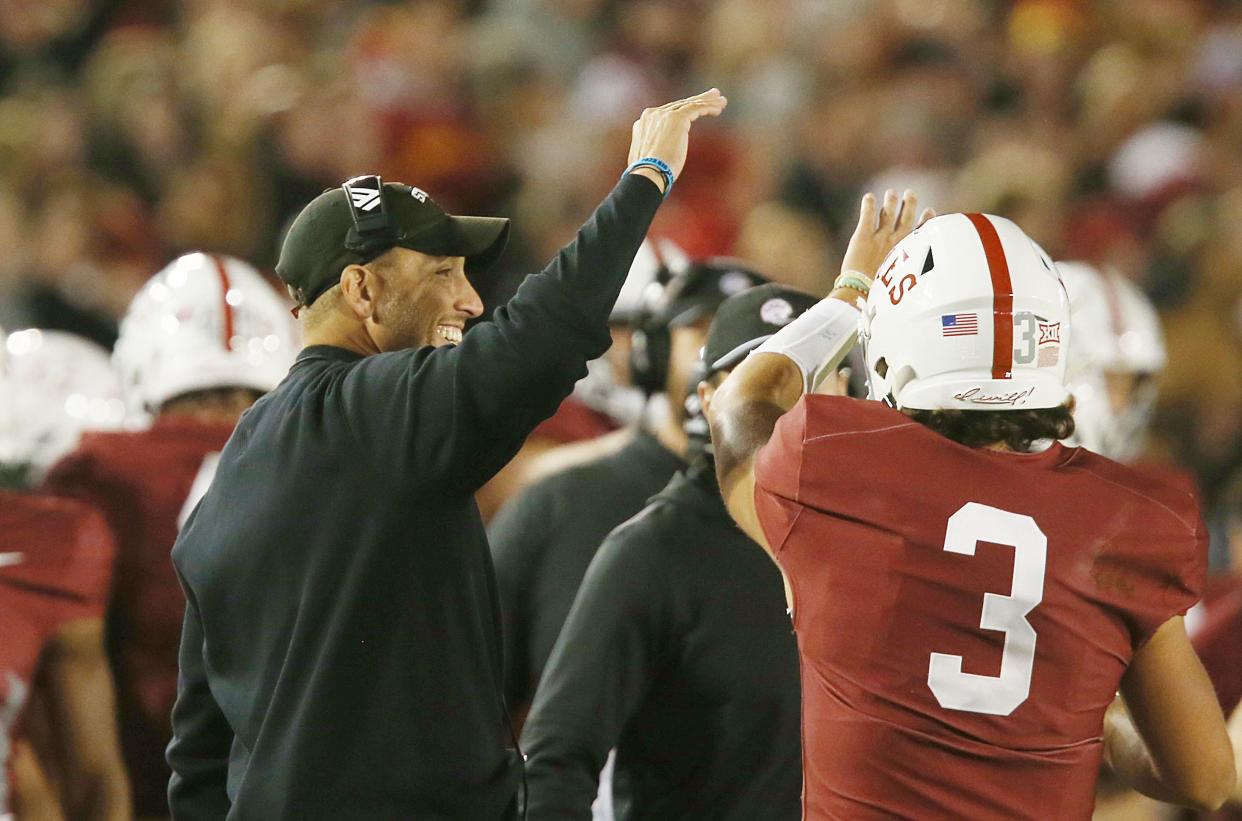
[623,157,674,196]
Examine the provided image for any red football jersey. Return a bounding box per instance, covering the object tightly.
[42,415,235,817]
[530,395,618,444]
[0,492,113,813]
[753,395,1206,821]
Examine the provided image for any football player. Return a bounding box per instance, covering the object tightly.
[0,490,130,819]
[706,190,1234,818]
[0,326,130,818]
[1058,261,1166,464]
[42,253,298,818]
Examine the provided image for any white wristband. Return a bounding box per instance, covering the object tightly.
[752,297,861,393]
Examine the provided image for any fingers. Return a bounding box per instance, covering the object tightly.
[857,192,877,235]
[895,189,919,234]
[869,188,923,234]
[660,88,725,111]
[878,189,900,233]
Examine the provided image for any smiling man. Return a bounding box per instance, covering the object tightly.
[164,90,727,820]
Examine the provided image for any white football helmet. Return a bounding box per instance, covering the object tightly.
[577,238,690,425]
[0,328,128,481]
[114,253,299,414]
[859,213,1071,411]
[1058,261,1166,462]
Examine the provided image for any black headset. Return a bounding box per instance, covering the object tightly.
[628,259,769,396]
[627,263,681,397]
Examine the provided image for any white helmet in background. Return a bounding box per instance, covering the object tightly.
[608,237,690,324]
[860,213,1071,411]
[114,253,299,414]
[1058,261,1166,462]
[0,328,127,481]
[578,238,690,425]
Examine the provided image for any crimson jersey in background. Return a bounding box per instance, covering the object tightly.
[0,492,113,814]
[753,395,1206,821]
[43,416,235,817]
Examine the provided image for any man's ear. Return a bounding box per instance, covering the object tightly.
[698,377,719,421]
[340,264,379,321]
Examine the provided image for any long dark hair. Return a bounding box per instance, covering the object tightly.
[905,405,1076,452]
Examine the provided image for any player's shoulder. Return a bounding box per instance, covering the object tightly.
[52,419,231,480]
[1068,449,1202,535]
[797,394,918,440]
[0,491,115,600]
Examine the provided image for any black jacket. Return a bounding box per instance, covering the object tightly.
[521,461,803,820]
[166,176,663,820]
[489,429,685,710]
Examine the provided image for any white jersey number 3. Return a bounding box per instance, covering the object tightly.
[927,502,1047,716]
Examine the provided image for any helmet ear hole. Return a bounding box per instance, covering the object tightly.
[890,364,917,402]
[875,357,889,379]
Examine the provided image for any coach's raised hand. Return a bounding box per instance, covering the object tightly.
[626,89,728,195]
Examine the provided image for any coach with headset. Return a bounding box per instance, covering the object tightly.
[489,257,769,720]
[164,90,727,820]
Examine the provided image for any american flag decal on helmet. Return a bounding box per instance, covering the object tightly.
[941,313,979,337]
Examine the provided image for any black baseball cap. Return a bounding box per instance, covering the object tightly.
[647,258,770,329]
[703,283,819,376]
[276,175,510,309]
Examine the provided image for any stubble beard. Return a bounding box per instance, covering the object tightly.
[379,288,437,350]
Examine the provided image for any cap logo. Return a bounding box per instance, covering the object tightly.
[410,187,429,203]
[349,188,382,212]
[760,298,794,326]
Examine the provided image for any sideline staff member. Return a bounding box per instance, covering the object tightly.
[521,284,818,819]
[165,89,727,820]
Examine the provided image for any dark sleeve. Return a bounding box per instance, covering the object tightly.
[335,175,663,491]
[520,521,669,820]
[167,593,233,820]
[488,483,556,708]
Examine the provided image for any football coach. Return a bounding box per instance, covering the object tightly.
[165,89,727,820]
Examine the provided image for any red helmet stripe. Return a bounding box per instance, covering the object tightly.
[965,213,1014,379]
[211,255,235,351]
[1099,269,1126,339]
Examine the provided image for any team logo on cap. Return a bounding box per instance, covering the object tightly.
[349,188,382,212]
[410,187,429,203]
[760,298,794,326]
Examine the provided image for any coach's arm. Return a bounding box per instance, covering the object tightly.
[167,592,234,820]
[708,190,927,550]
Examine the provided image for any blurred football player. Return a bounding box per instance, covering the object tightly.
[1058,261,1166,463]
[0,490,130,819]
[42,253,298,818]
[490,258,768,723]
[0,328,127,490]
[0,326,130,818]
[707,190,1234,818]
[522,284,826,820]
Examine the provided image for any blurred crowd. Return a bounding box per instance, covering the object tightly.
[0,0,1240,557]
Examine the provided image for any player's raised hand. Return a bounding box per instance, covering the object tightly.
[841,189,935,278]
[627,89,728,193]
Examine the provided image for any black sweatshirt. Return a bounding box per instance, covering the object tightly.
[166,176,663,821]
[521,461,803,821]
[489,429,685,710]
